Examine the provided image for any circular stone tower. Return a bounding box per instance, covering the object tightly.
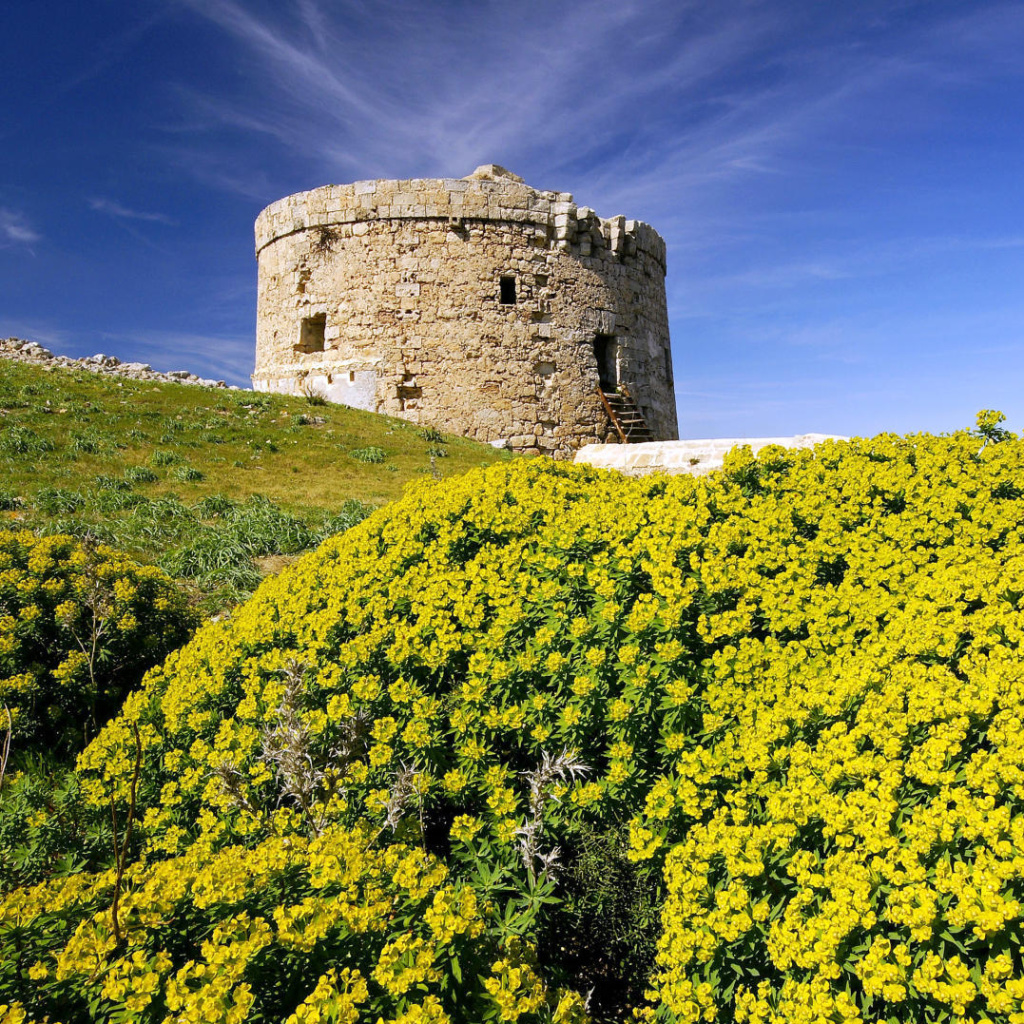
[253,165,677,456]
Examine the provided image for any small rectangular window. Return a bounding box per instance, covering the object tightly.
[296,313,327,353]
[500,276,517,305]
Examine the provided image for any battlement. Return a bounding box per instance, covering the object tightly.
[254,166,666,270]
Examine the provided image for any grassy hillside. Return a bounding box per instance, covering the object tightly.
[0,358,506,606]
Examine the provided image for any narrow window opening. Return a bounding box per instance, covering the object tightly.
[296,313,327,353]
[397,373,422,411]
[663,348,673,382]
[499,276,517,305]
[349,370,356,383]
[594,334,618,392]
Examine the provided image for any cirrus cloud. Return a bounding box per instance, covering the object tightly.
[88,197,176,225]
[0,207,40,246]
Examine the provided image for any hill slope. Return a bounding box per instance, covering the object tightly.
[0,358,506,605]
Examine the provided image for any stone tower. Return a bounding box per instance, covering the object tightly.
[253,165,677,456]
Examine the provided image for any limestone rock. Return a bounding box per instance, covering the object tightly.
[465,164,525,183]
[575,435,849,477]
[0,338,242,391]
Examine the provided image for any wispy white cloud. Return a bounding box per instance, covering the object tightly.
[0,208,40,246]
[98,330,254,385]
[88,198,176,225]
[166,0,1024,244]
[170,0,778,196]
[0,320,67,349]
[576,4,1024,236]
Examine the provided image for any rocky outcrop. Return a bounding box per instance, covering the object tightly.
[0,338,242,390]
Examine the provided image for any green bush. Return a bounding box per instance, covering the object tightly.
[123,466,158,485]
[158,495,372,604]
[349,445,388,464]
[0,757,113,893]
[89,487,144,514]
[33,488,84,515]
[0,426,53,457]
[92,475,131,492]
[70,433,104,456]
[309,498,374,544]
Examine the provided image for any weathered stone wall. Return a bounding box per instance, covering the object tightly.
[253,165,677,456]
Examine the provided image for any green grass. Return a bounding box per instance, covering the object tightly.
[0,360,508,608]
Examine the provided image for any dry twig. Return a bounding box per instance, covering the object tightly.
[516,749,590,882]
[0,706,12,797]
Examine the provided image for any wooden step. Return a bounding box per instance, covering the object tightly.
[597,387,654,444]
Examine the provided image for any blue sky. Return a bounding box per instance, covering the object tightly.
[2,0,1024,438]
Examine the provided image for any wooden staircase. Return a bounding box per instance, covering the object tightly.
[597,386,654,444]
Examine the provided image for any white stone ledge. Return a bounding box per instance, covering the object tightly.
[575,434,848,476]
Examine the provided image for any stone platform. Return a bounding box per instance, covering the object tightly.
[575,434,847,476]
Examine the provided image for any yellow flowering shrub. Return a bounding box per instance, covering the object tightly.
[0,822,582,1023]
[5,415,1024,1022]
[0,531,195,754]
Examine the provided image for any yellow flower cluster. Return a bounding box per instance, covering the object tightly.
[0,529,194,753]
[632,429,1024,1022]
[1,818,579,1021]
[6,416,1024,1022]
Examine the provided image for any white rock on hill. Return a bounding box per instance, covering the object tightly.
[575,434,848,476]
[0,338,241,391]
